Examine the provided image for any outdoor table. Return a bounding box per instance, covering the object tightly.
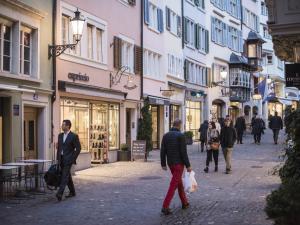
[0,165,19,201]
[3,162,36,187]
[20,159,53,190]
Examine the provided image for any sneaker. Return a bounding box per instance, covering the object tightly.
[161,208,172,215]
[204,167,209,173]
[182,203,190,210]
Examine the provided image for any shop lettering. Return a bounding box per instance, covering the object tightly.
[68,73,89,82]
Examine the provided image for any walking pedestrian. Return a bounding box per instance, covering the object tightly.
[160,119,192,215]
[235,115,246,144]
[251,115,265,145]
[220,119,237,174]
[269,111,283,144]
[204,122,220,173]
[56,119,81,201]
[199,120,209,152]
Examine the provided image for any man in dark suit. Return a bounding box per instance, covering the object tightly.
[269,111,283,144]
[56,119,81,201]
[235,115,246,144]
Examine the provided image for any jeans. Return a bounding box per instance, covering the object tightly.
[272,129,280,143]
[162,164,188,209]
[206,149,219,167]
[222,147,233,171]
[254,133,261,143]
[237,131,244,143]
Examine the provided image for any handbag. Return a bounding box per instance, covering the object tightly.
[44,164,61,190]
[210,142,220,150]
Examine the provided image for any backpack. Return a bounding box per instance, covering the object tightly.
[44,164,61,190]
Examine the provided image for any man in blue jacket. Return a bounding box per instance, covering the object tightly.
[160,119,192,215]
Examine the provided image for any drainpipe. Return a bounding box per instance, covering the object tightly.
[181,0,184,49]
[51,0,57,151]
[140,0,144,101]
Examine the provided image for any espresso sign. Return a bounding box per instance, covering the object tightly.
[132,140,146,161]
[285,63,300,88]
[68,73,89,82]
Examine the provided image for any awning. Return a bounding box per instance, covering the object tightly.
[146,95,170,105]
[278,98,293,105]
[0,84,35,93]
[168,81,186,90]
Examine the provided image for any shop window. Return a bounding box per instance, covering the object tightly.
[185,101,201,140]
[170,105,181,130]
[109,104,119,150]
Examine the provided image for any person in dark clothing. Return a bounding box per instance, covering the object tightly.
[235,115,246,144]
[204,122,220,173]
[160,119,192,215]
[269,111,283,144]
[220,119,237,174]
[56,120,81,201]
[225,115,234,127]
[199,120,209,152]
[251,115,265,144]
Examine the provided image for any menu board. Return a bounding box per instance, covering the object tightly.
[132,140,146,161]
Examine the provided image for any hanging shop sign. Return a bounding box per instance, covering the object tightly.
[68,72,90,82]
[285,63,300,88]
[132,140,146,161]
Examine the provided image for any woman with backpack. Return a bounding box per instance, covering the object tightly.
[204,121,220,173]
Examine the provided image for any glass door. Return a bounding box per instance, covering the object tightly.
[24,107,37,159]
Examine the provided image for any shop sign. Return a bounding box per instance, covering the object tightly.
[285,63,300,88]
[68,72,89,82]
[13,104,19,116]
[148,97,170,106]
[132,140,146,161]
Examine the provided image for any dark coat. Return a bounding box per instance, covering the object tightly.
[251,118,265,135]
[160,128,191,168]
[269,116,283,130]
[57,131,81,165]
[199,121,209,142]
[220,126,237,148]
[235,116,246,132]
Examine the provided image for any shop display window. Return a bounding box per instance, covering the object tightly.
[60,99,89,152]
[185,101,201,140]
[170,105,181,130]
[109,104,119,150]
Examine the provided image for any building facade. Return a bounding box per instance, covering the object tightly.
[0,0,53,163]
[53,0,141,170]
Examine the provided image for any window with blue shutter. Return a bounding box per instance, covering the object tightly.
[195,24,199,49]
[205,30,209,53]
[227,26,232,49]
[238,30,243,53]
[184,59,189,81]
[237,0,241,19]
[177,15,182,37]
[211,17,216,42]
[144,0,149,25]
[184,17,188,44]
[222,22,227,46]
[157,8,164,33]
[166,7,170,31]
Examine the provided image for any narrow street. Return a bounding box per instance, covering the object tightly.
[0,130,282,225]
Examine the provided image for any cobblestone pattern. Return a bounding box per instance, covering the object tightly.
[0,130,283,225]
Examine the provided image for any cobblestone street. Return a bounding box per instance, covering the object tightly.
[0,130,282,225]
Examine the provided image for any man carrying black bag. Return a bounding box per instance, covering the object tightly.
[56,119,81,201]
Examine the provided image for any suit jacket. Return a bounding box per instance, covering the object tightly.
[57,131,81,165]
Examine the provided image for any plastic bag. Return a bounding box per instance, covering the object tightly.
[183,170,198,193]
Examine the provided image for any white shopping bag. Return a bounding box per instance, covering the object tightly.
[183,170,198,193]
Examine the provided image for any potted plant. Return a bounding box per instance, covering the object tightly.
[184,131,194,145]
[117,143,131,161]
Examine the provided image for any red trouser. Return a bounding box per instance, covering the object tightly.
[162,164,188,208]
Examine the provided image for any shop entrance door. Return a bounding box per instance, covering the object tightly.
[229,107,239,125]
[126,109,132,149]
[151,105,159,149]
[24,107,38,159]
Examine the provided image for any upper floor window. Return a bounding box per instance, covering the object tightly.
[195,25,209,53]
[0,24,11,72]
[211,17,227,46]
[143,49,162,79]
[266,53,273,64]
[263,26,271,39]
[227,0,241,19]
[243,8,259,32]
[166,7,181,37]
[194,0,205,10]
[261,2,268,16]
[121,40,134,74]
[277,58,284,70]
[167,54,183,79]
[144,0,164,33]
[87,24,93,59]
[20,27,32,75]
[228,26,243,52]
[184,60,208,86]
[211,0,226,11]
[184,18,195,47]
[230,68,250,88]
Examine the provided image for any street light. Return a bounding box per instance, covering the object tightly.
[48,9,85,58]
[220,69,228,80]
[267,75,272,84]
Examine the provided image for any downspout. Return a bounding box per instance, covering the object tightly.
[140,0,144,101]
[181,0,184,49]
[51,0,57,151]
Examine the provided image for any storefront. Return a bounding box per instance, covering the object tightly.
[185,100,201,140]
[211,99,226,119]
[268,102,283,117]
[169,104,181,130]
[228,102,240,124]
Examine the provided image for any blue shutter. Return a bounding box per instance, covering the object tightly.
[239,30,243,53]
[223,0,227,11]
[256,15,259,32]
[144,0,149,25]
[237,0,241,19]
[227,26,232,49]
[226,0,231,14]
[211,17,216,42]
[184,17,188,44]
[195,24,199,49]
[166,7,170,31]
[222,23,227,46]
[205,30,209,53]
[157,8,164,33]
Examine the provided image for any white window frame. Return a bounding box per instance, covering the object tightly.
[267,53,273,65]
[149,2,158,31]
[170,10,177,35]
[0,23,12,73]
[144,48,162,80]
[167,53,183,79]
[186,18,195,47]
[60,2,108,70]
[19,26,32,76]
[120,35,134,74]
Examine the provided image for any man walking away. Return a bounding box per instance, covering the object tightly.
[199,120,209,152]
[56,120,81,201]
[220,119,237,174]
[251,115,265,145]
[235,115,246,144]
[269,112,283,144]
[161,119,192,215]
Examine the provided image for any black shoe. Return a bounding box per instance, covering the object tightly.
[56,193,62,201]
[240,142,243,144]
[161,208,172,215]
[275,142,278,145]
[182,203,190,210]
[225,169,231,174]
[215,166,218,172]
[65,192,76,198]
[204,167,209,173]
